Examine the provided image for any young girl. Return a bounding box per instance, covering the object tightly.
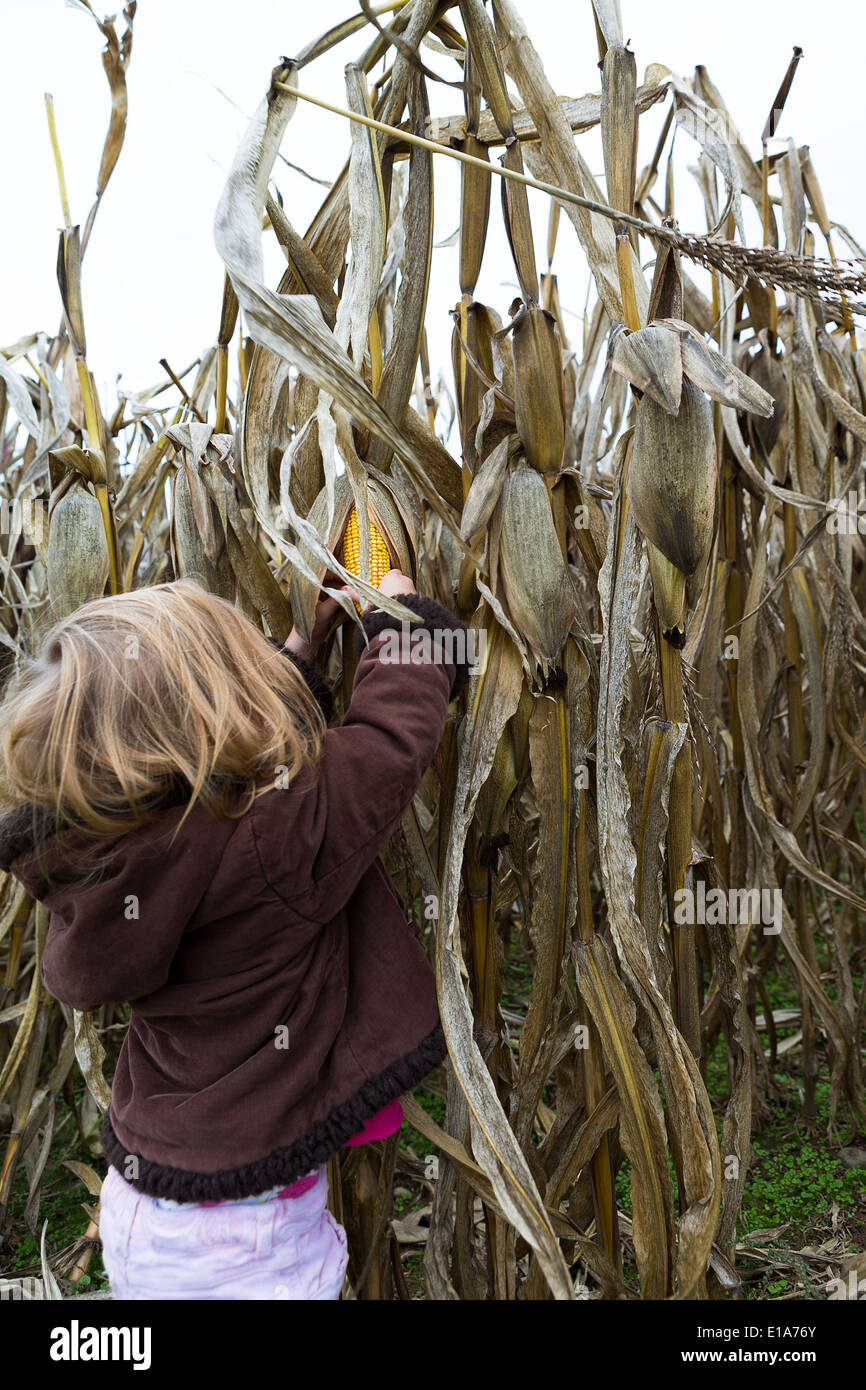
[0,569,468,1299]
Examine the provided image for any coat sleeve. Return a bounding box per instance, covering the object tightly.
[251,594,470,919]
[265,639,336,722]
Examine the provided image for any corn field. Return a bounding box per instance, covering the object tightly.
[2,0,866,1302]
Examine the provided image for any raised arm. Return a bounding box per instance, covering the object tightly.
[251,586,469,918]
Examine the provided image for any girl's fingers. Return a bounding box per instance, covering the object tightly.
[323,583,362,608]
[377,568,416,598]
[313,587,362,641]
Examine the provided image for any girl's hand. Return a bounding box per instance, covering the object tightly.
[284,576,361,657]
[377,568,416,598]
[283,570,413,655]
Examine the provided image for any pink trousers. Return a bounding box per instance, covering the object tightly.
[99,1163,349,1300]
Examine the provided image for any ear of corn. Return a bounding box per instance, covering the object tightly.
[340,505,393,588]
[498,457,577,674]
[458,45,491,301]
[628,376,716,578]
[511,305,567,474]
[46,478,110,618]
[172,462,236,603]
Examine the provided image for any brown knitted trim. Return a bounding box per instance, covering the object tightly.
[0,803,59,872]
[101,1022,447,1203]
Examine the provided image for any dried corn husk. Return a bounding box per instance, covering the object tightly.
[628,377,716,577]
[512,305,566,473]
[460,436,512,541]
[647,539,687,646]
[172,464,236,602]
[498,458,577,671]
[612,319,774,418]
[46,480,109,618]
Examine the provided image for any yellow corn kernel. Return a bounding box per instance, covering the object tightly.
[341,506,392,591]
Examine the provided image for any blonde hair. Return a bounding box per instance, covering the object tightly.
[0,578,326,846]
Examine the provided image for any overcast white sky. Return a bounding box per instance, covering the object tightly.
[2,0,864,425]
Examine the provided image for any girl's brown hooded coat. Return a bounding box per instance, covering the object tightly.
[0,594,469,1203]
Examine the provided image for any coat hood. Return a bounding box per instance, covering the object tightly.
[0,795,218,901]
[0,796,241,1013]
[0,639,335,927]
[0,801,109,897]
